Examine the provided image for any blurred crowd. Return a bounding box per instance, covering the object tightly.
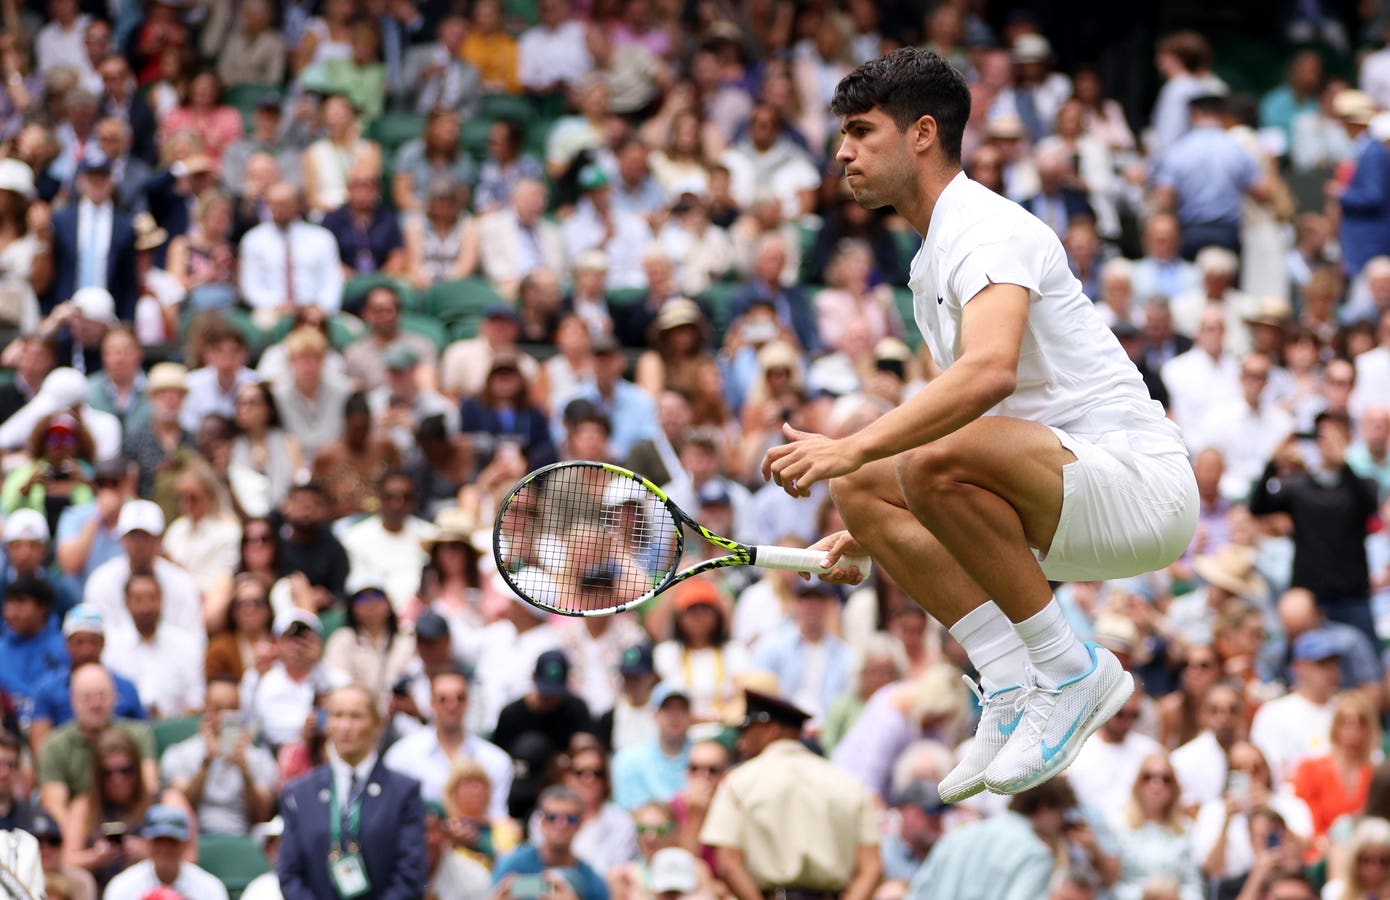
[3,0,1390,899]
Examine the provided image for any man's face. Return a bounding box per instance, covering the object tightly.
[96,121,128,160]
[289,349,324,391]
[654,696,692,743]
[72,673,115,730]
[685,742,728,787]
[567,421,610,461]
[1145,217,1180,259]
[268,187,298,226]
[836,107,922,211]
[66,632,104,667]
[121,531,159,569]
[1295,654,1342,698]
[1099,695,1141,741]
[206,338,247,375]
[378,477,415,527]
[126,577,162,634]
[327,688,380,758]
[347,172,380,213]
[2,596,46,636]
[99,59,130,98]
[362,290,400,336]
[79,170,114,205]
[538,798,583,852]
[149,836,184,870]
[5,538,46,573]
[204,681,240,731]
[430,673,469,726]
[284,490,327,530]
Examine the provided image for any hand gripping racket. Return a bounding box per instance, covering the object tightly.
[491,460,873,616]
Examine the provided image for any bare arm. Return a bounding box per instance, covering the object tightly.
[842,844,883,900]
[714,847,764,900]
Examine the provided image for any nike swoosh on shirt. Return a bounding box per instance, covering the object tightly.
[1040,711,1087,763]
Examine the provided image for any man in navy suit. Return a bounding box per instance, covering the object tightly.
[1018,144,1096,240]
[45,154,137,320]
[277,684,427,899]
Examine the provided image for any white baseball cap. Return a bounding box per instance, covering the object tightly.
[62,604,105,637]
[4,508,50,543]
[273,608,324,638]
[115,500,165,538]
[72,287,118,326]
[648,848,699,894]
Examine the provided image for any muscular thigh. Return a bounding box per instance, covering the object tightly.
[893,416,1076,551]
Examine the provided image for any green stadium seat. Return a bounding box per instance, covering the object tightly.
[477,94,537,123]
[697,280,743,338]
[604,287,647,310]
[427,278,504,322]
[400,310,449,351]
[343,274,418,313]
[198,833,271,900]
[368,112,426,157]
[460,117,495,160]
[152,716,201,759]
[447,314,484,342]
[892,286,921,349]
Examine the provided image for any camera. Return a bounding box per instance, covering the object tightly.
[580,564,617,592]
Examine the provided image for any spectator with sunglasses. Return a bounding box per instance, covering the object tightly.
[1111,752,1202,900]
[529,735,635,877]
[494,785,610,900]
[28,605,143,755]
[671,740,728,871]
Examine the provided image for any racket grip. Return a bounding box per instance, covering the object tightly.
[752,545,874,579]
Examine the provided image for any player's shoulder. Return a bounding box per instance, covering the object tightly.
[938,177,1056,251]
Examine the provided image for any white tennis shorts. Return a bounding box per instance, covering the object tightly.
[1033,426,1199,582]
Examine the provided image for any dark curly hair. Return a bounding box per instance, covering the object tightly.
[830,47,971,164]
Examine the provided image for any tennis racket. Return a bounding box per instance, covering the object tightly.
[491,460,873,617]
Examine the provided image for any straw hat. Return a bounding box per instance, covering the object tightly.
[1192,545,1266,598]
[421,506,489,555]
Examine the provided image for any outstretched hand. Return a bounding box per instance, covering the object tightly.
[809,530,870,585]
[761,423,864,498]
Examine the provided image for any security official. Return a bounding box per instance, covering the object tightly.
[700,689,881,900]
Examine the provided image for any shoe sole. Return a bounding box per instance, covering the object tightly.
[938,774,988,804]
[983,669,1135,795]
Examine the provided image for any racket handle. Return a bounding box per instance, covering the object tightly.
[752,545,874,579]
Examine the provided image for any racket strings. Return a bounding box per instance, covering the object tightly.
[498,467,680,614]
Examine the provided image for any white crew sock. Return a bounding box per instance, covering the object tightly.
[949,603,1029,693]
[1014,598,1093,688]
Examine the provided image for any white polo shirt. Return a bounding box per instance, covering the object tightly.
[908,172,1181,450]
[103,860,229,900]
[382,727,513,818]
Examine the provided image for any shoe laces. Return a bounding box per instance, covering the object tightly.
[1013,666,1063,745]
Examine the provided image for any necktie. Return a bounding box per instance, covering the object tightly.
[284,229,295,307]
[341,772,361,842]
[79,207,102,289]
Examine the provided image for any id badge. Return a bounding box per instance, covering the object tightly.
[329,853,372,898]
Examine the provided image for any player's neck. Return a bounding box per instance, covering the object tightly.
[898,164,963,238]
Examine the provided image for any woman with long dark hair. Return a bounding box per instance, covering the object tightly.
[323,578,417,715]
[205,573,276,682]
[652,581,751,722]
[229,380,303,514]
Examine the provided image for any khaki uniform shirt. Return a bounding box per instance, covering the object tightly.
[699,739,878,891]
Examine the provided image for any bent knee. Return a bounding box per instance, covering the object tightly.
[893,444,970,505]
[830,457,901,510]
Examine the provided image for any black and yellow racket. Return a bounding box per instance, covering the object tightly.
[492,460,872,616]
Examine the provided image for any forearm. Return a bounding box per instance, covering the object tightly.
[715,848,764,900]
[56,516,101,574]
[846,356,1013,464]
[842,847,882,900]
[182,763,210,808]
[240,767,271,822]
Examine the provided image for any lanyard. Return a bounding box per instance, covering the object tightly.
[328,776,364,858]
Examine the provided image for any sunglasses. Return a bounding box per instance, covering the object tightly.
[94,478,123,489]
[38,836,61,848]
[1140,772,1175,784]
[233,597,269,610]
[244,533,273,545]
[1361,853,1390,866]
[636,823,672,836]
[569,767,605,780]
[352,590,387,604]
[542,812,581,826]
[1185,659,1217,670]
[102,764,136,778]
[687,764,724,777]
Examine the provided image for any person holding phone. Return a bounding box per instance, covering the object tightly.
[161,677,278,836]
[493,786,607,900]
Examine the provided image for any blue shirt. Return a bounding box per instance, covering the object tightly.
[492,844,610,900]
[1154,125,1259,226]
[611,738,689,810]
[556,380,657,458]
[54,502,123,590]
[907,812,1054,900]
[752,625,854,720]
[30,665,145,728]
[0,620,69,704]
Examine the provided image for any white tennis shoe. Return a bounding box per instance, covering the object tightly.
[983,642,1133,796]
[937,678,1026,803]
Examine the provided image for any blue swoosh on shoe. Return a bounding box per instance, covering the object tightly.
[998,706,1026,737]
[1040,711,1086,763]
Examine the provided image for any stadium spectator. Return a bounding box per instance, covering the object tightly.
[1111,752,1203,900]
[493,785,608,900]
[161,676,276,836]
[100,571,204,718]
[322,572,417,712]
[276,683,427,899]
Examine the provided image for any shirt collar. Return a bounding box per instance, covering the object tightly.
[328,747,379,786]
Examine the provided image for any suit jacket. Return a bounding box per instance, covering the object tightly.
[399,43,482,115]
[475,209,568,294]
[458,399,558,469]
[277,760,427,900]
[46,204,138,319]
[730,282,819,353]
[143,170,194,244]
[101,94,159,165]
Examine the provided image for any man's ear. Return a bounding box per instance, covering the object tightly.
[913,115,939,154]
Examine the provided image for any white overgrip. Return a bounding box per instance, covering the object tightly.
[752,545,874,578]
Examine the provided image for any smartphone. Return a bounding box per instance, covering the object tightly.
[1227,771,1251,799]
[511,874,549,900]
[219,710,244,756]
[1267,829,1283,849]
[100,822,127,845]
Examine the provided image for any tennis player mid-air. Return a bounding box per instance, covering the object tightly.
[761,48,1199,800]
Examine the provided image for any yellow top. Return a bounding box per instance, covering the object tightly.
[699,739,879,890]
[460,32,520,94]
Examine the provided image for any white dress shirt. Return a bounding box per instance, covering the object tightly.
[328,747,380,808]
[1161,348,1242,436]
[1191,399,1295,501]
[237,220,344,313]
[35,16,91,74]
[103,621,206,716]
[84,555,205,640]
[382,727,512,817]
[517,21,592,90]
[1171,730,1229,808]
[1068,730,1164,824]
[341,515,436,612]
